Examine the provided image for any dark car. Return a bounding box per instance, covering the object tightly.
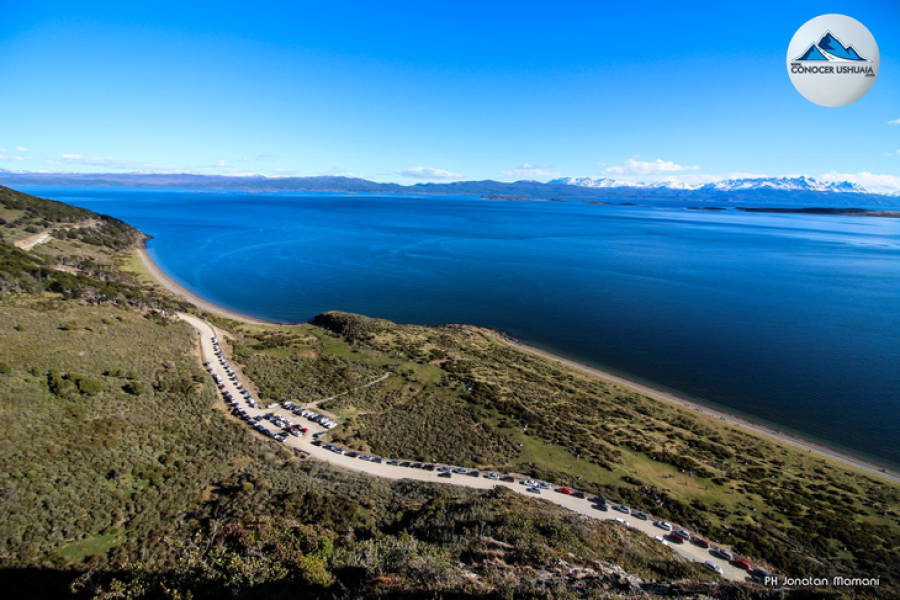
[438,472,452,478]
[500,476,516,482]
[572,491,586,499]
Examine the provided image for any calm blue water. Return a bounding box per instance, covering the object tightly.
[21,186,900,468]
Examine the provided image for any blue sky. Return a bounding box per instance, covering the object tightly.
[1,1,899,190]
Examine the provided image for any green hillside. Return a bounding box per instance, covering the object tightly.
[0,185,896,599]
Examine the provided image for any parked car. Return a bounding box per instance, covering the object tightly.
[614,505,631,515]
[500,475,515,482]
[526,486,541,494]
[453,467,468,474]
[387,460,401,466]
[703,561,723,575]
[437,466,452,472]
[634,511,649,520]
[732,558,751,570]
[594,502,609,511]
[521,479,536,486]
[613,518,630,527]
[438,472,451,478]
[571,491,586,499]
[692,537,710,548]
[484,472,500,480]
[711,548,733,561]
[654,520,673,531]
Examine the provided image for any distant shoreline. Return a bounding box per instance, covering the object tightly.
[136,242,898,484]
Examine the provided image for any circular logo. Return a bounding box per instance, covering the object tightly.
[787,14,879,107]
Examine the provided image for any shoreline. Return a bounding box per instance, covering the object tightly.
[496,335,898,484]
[137,243,898,484]
[136,243,271,325]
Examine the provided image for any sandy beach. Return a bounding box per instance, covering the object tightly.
[137,244,270,325]
[138,243,898,485]
[497,335,899,484]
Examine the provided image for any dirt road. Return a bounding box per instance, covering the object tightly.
[179,312,753,583]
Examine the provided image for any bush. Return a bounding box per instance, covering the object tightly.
[0,362,12,375]
[77,377,104,396]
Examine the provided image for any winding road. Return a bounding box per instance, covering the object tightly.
[179,312,755,583]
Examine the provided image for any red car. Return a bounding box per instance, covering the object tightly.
[732,558,752,570]
[692,537,710,548]
[556,487,572,495]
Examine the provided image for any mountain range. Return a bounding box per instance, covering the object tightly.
[549,175,868,193]
[0,169,895,203]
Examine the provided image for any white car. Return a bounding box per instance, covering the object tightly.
[521,479,536,486]
[703,561,723,575]
[654,520,673,531]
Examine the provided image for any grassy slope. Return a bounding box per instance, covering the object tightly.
[1,185,736,599]
[230,311,900,589]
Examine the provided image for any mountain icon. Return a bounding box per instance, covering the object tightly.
[796,44,827,61]
[794,31,868,62]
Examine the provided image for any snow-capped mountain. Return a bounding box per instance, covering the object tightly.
[549,177,647,188]
[549,176,867,194]
[703,176,866,193]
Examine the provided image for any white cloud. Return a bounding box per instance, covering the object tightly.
[604,158,700,176]
[16,146,29,152]
[500,163,562,180]
[820,171,900,194]
[54,154,167,170]
[396,166,463,180]
[888,118,900,125]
